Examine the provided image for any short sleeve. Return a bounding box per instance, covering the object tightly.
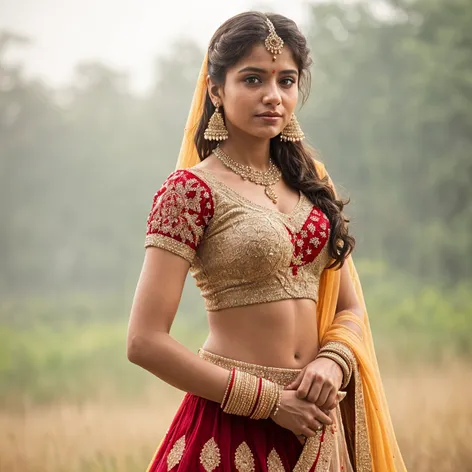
[144,169,214,263]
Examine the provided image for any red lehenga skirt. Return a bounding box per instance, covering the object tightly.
[146,350,354,472]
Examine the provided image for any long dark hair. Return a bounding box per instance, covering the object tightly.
[194,11,354,269]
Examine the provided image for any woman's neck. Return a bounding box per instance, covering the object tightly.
[218,135,271,172]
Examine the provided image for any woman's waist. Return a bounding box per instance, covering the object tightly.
[198,348,303,387]
[205,300,320,368]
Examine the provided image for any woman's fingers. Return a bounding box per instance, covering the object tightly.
[320,389,338,411]
[296,434,306,445]
[311,404,332,425]
[296,372,315,399]
[315,383,331,407]
[302,423,323,438]
[306,379,323,404]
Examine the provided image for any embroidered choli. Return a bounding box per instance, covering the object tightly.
[144,168,332,311]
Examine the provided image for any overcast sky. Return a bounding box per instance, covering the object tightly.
[0,0,319,93]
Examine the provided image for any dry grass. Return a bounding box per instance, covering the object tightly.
[1,362,471,472]
[384,360,472,471]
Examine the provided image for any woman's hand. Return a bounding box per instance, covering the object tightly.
[270,389,333,438]
[285,357,343,411]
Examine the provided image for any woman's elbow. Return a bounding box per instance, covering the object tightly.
[126,329,168,365]
[127,332,145,364]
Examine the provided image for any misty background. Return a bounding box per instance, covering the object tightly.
[1,0,471,471]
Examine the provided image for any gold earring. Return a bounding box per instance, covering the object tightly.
[204,102,229,141]
[280,114,305,142]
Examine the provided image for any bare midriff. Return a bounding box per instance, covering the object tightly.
[202,298,319,369]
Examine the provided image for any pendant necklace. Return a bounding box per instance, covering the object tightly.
[213,145,282,204]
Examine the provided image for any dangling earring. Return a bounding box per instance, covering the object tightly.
[204,102,229,141]
[280,114,305,142]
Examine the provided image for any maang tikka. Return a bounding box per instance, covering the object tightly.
[265,18,284,61]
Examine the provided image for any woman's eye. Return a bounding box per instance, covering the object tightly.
[281,78,296,86]
[244,76,261,85]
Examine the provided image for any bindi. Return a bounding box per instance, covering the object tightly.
[272,69,276,74]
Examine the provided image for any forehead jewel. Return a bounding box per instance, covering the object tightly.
[264,18,284,62]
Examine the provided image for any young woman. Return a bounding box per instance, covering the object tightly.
[127,11,406,472]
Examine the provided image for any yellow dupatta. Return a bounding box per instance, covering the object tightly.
[175,51,407,471]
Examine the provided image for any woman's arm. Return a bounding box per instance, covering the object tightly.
[126,247,229,403]
[334,260,364,339]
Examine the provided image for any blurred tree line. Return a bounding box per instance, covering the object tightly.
[1,0,471,297]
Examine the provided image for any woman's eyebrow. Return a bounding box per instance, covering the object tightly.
[238,66,298,75]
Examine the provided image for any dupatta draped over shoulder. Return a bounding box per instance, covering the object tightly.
[173,52,406,471]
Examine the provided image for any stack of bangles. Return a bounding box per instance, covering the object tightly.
[220,368,283,419]
[316,341,355,390]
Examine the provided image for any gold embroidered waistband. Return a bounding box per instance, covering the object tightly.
[198,348,301,387]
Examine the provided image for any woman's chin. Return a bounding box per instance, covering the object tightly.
[245,128,282,141]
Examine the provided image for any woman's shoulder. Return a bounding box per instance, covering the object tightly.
[151,168,214,217]
[157,168,213,195]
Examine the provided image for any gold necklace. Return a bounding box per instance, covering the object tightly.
[214,145,282,204]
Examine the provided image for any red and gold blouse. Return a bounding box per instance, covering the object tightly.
[145,168,331,311]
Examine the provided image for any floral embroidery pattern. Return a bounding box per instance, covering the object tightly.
[200,437,221,472]
[267,448,285,471]
[287,207,331,275]
[234,441,255,472]
[146,170,214,250]
[166,435,185,470]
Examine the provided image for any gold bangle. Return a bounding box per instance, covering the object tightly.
[252,379,279,420]
[221,368,234,408]
[223,369,239,414]
[220,368,281,420]
[320,341,355,376]
[321,341,355,365]
[223,369,260,417]
[250,379,264,419]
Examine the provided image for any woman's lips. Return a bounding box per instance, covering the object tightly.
[256,115,282,123]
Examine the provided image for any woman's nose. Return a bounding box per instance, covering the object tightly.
[262,82,282,106]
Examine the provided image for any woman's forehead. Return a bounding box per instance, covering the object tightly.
[229,44,298,75]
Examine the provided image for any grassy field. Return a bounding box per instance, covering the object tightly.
[1,277,471,471]
[1,360,471,472]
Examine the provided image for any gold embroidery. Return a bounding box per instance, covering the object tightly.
[267,448,285,471]
[150,175,206,243]
[234,441,255,472]
[166,435,185,470]
[293,432,323,472]
[200,438,221,472]
[144,234,196,263]
[353,360,373,471]
[199,349,300,387]
[186,167,331,312]
[145,172,212,261]
[314,426,335,472]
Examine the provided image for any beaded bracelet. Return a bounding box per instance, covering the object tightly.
[270,384,283,418]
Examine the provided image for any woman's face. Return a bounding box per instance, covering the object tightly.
[210,43,300,140]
